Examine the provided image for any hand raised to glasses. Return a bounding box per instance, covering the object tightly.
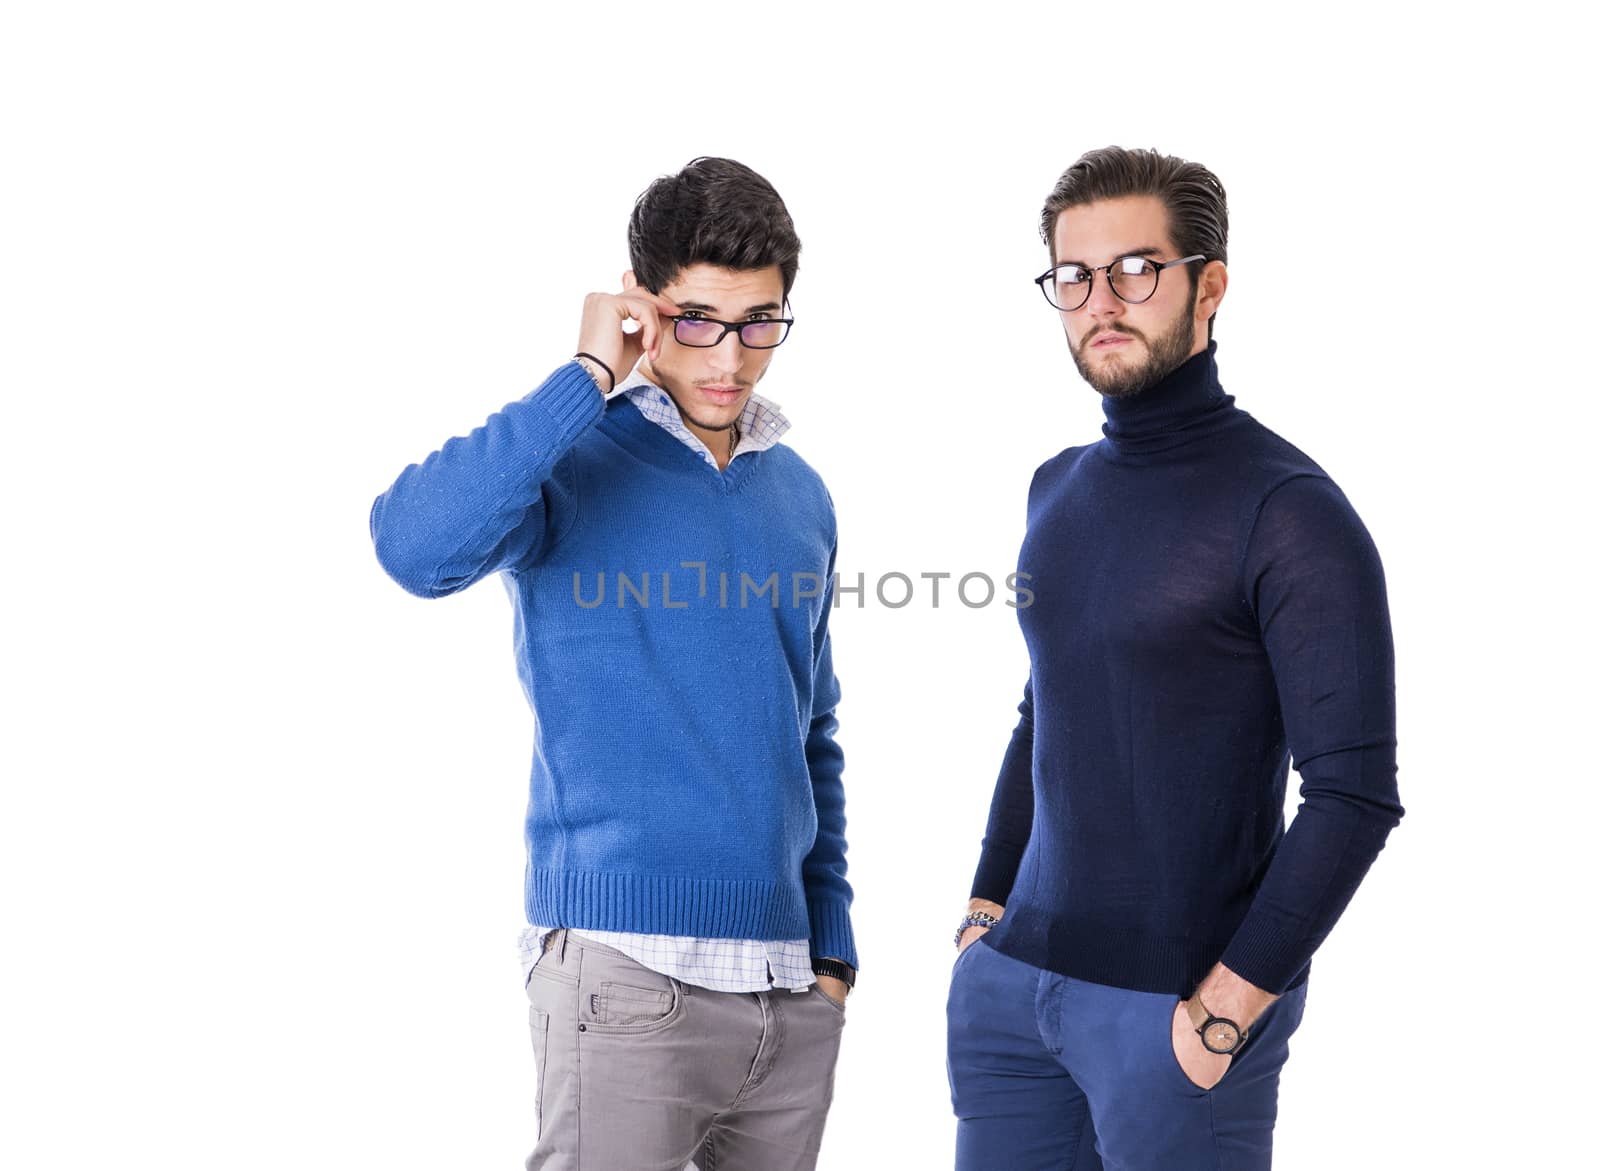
[575,283,682,393]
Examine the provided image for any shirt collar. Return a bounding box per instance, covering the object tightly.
[616,366,791,466]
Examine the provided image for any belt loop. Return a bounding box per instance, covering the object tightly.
[556,927,569,964]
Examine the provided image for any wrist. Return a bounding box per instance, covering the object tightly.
[1184,993,1250,1055]
[955,909,1000,948]
[1193,965,1277,1033]
[812,957,855,989]
[572,352,615,394]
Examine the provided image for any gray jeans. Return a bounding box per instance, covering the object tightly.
[524,929,847,1171]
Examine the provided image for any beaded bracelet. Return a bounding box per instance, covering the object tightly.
[954,911,1000,949]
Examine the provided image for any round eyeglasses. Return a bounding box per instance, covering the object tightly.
[667,313,794,349]
[1034,254,1206,312]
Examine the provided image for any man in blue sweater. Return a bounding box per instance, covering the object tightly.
[946,147,1403,1170]
[371,157,854,1171]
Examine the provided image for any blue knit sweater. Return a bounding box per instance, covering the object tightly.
[370,362,855,968]
[973,343,1401,996]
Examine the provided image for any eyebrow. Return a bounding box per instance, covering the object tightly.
[1054,245,1163,269]
[674,299,785,316]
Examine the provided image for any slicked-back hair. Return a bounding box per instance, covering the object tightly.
[1041,146,1229,337]
[628,157,801,297]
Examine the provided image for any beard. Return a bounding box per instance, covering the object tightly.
[1069,285,1199,399]
[654,371,749,432]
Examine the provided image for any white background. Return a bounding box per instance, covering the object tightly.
[3,3,1594,1168]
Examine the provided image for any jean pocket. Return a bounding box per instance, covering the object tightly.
[584,979,684,1033]
[814,984,848,1015]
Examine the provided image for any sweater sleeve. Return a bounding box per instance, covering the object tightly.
[970,675,1036,904]
[801,537,857,969]
[369,362,604,598]
[1218,475,1404,993]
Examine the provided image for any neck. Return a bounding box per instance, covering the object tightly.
[684,419,735,469]
[635,362,739,469]
[1098,340,1233,454]
[713,427,736,470]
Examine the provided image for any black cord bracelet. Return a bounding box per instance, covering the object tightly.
[572,351,616,393]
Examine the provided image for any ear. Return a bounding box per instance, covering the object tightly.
[1196,260,1228,330]
[621,269,638,291]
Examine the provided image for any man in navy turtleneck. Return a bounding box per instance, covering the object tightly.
[945,147,1403,1170]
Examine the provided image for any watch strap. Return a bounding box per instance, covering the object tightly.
[812,958,855,989]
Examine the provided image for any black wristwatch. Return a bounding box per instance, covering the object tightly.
[812,958,856,989]
[1186,995,1248,1055]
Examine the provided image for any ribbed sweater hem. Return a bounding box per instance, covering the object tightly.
[526,869,858,970]
[987,914,1308,997]
[527,867,807,940]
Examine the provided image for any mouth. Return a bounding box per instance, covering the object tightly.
[698,384,745,406]
[1090,332,1136,350]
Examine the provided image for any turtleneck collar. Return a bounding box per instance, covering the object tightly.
[1099,340,1235,455]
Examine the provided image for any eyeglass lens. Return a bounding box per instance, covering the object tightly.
[1048,257,1162,310]
[674,318,789,348]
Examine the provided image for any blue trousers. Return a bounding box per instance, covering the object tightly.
[946,939,1307,1171]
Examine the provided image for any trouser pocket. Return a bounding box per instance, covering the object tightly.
[528,1008,550,1131]
[573,941,686,1036]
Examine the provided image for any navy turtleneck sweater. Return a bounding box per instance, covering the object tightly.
[971,342,1402,996]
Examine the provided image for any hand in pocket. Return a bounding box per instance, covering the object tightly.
[1170,1001,1232,1091]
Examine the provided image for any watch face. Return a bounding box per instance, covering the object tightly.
[1201,1019,1242,1054]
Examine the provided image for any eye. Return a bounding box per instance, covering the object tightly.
[746,313,772,322]
[1055,266,1088,285]
[1116,257,1154,276]
[679,310,707,320]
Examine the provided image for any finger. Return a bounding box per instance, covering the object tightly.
[617,286,681,313]
[612,294,650,330]
[621,288,684,319]
[635,307,661,360]
[619,329,645,377]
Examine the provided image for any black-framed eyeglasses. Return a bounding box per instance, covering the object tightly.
[1033,254,1206,312]
[666,312,794,349]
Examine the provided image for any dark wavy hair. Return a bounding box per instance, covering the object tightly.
[1040,147,1229,337]
[627,157,801,297]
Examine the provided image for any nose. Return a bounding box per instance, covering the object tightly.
[707,328,743,375]
[1082,269,1123,323]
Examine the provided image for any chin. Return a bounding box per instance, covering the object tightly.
[1093,343,1143,366]
[701,396,750,419]
[688,406,743,431]
[1096,351,1149,375]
